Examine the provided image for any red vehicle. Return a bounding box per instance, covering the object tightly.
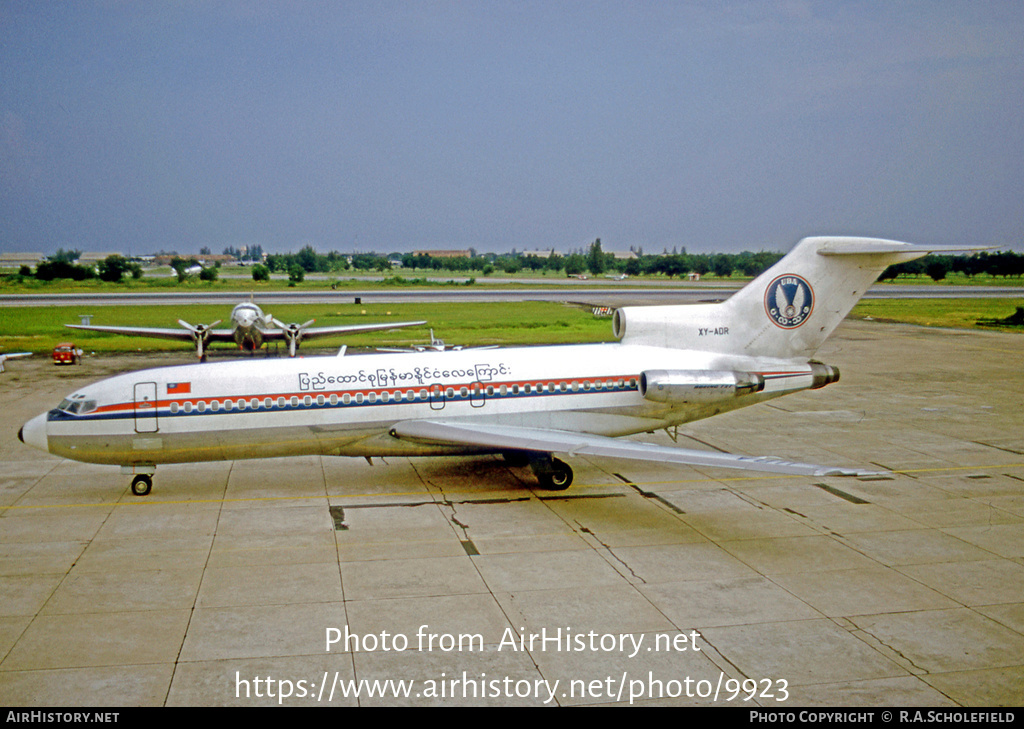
[52,343,83,366]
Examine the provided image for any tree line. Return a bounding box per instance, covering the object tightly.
[257,241,1024,281]
[880,251,1024,281]
[26,251,145,282]
[7,243,1024,284]
[260,240,788,279]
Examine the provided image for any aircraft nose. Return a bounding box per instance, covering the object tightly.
[19,413,49,453]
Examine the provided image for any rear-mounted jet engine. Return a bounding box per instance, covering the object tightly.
[639,369,765,404]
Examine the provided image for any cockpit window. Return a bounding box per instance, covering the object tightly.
[57,397,97,415]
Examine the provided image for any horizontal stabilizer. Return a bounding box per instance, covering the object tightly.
[391,420,883,478]
[816,240,997,256]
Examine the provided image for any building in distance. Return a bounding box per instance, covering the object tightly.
[412,250,472,258]
[0,252,46,269]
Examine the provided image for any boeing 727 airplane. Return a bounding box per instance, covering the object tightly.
[20,237,986,496]
[66,300,425,359]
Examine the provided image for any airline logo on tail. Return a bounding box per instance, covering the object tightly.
[765,274,814,329]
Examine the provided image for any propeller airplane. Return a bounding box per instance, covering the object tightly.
[66,300,425,360]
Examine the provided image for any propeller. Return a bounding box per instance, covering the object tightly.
[178,319,221,360]
[272,318,315,357]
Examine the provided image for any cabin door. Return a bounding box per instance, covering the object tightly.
[133,382,159,433]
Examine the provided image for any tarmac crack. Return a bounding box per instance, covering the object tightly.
[845,618,929,675]
[575,522,646,584]
[612,473,685,514]
[972,439,1024,455]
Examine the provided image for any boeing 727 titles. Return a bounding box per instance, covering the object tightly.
[66,300,425,359]
[21,237,988,495]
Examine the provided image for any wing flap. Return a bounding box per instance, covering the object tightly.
[390,420,882,477]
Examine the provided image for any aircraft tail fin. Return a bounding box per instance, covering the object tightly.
[614,236,992,360]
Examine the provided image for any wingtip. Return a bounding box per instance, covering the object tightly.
[820,467,892,478]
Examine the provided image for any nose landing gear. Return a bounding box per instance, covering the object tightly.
[130,474,152,496]
[122,465,156,496]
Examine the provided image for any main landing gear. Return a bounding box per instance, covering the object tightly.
[528,455,574,491]
[502,452,574,490]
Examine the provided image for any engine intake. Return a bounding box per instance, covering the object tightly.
[639,370,765,404]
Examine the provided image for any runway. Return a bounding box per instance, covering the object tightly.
[2,282,1024,308]
[0,319,1022,706]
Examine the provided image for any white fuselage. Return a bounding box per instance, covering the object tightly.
[21,343,819,468]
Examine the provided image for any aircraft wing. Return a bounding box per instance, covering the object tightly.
[260,320,426,341]
[0,352,32,373]
[65,324,237,342]
[390,420,883,478]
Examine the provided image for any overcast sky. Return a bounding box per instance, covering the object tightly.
[2,1,1022,256]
